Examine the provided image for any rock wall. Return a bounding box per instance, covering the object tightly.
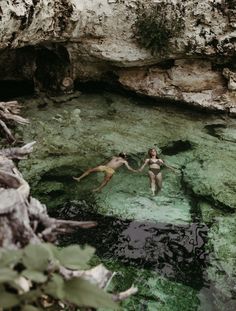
[0,0,236,112]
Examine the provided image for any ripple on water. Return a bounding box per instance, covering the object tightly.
[55,202,209,290]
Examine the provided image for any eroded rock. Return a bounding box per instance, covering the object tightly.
[0,1,236,110]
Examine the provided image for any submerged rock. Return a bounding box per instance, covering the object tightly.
[206,216,236,311]
[17,91,236,219]
[15,91,236,310]
[99,261,201,311]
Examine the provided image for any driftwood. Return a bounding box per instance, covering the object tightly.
[0,142,97,248]
[0,100,29,143]
[0,142,137,306]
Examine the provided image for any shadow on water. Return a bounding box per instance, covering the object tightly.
[51,200,209,291]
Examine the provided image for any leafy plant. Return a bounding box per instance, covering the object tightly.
[0,243,118,310]
[225,0,236,9]
[134,2,184,54]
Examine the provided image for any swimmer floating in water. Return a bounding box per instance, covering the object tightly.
[138,148,177,196]
[73,152,137,192]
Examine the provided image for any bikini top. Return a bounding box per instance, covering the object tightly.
[149,159,161,165]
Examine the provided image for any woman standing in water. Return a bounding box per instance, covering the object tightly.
[139,148,176,195]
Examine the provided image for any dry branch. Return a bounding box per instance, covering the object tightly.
[0,142,96,248]
[0,100,29,143]
[0,140,137,307]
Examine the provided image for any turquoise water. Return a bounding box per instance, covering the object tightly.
[18,91,236,310]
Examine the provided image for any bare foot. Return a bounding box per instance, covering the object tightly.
[73,177,81,181]
[151,189,155,196]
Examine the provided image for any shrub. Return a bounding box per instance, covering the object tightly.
[134,2,185,55]
[0,243,118,310]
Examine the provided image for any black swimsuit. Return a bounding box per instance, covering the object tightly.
[148,159,161,176]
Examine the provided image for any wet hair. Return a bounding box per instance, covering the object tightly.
[148,148,159,158]
[119,152,127,159]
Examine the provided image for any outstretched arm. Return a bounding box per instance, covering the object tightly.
[138,159,149,172]
[162,161,178,173]
[124,161,138,172]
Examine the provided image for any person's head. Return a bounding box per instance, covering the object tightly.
[148,148,158,158]
[119,152,127,159]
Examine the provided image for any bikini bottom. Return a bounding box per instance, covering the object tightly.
[149,168,160,176]
[97,165,115,176]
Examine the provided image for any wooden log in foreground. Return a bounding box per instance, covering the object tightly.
[0,100,29,143]
[0,107,138,304]
[0,142,138,304]
[0,142,97,249]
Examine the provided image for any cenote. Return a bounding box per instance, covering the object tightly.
[16,89,236,311]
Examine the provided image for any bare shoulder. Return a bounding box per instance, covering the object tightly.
[113,156,126,163]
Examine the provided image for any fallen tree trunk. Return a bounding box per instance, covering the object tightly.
[0,142,137,309]
[0,100,138,307]
[0,100,29,143]
[0,142,97,248]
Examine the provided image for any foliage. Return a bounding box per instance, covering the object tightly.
[0,243,118,310]
[134,2,184,55]
[225,0,236,9]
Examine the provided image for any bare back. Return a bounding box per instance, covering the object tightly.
[105,156,126,170]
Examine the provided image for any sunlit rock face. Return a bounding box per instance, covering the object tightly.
[0,0,236,111]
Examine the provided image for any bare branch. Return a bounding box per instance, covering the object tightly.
[0,119,15,142]
[0,141,36,159]
[0,100,29,143]
[112,286,138,302]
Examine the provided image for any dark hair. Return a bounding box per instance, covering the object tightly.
[119,152,127,159]
[148,148,159,158]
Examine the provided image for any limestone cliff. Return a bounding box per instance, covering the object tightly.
[0,0,236,113]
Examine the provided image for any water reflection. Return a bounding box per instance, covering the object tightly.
[55,202,209,289]
[114,221,208,288]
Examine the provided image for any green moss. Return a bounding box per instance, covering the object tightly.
[206,215,236,308]
[99,260,200,311]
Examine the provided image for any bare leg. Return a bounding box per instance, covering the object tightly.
[155,172,162,194]
[93,175,113,192]
[73,167,101,182]
[148,171,156,196]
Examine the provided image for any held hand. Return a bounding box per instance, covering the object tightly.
[169,167,180,174]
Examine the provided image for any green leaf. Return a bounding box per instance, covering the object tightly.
[64,278,118,309]
[0,289,20,308]
[22,270,48,283]
[43,273,64,300]
[57,245,95,269]
[0,268,18,283]
[43,243,59,258]
[0,249,22,267]
[22,244,51,271]
[20,289,42,304]
[22,305,42,311]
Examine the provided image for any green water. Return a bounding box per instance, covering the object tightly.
[15,90,236,310]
